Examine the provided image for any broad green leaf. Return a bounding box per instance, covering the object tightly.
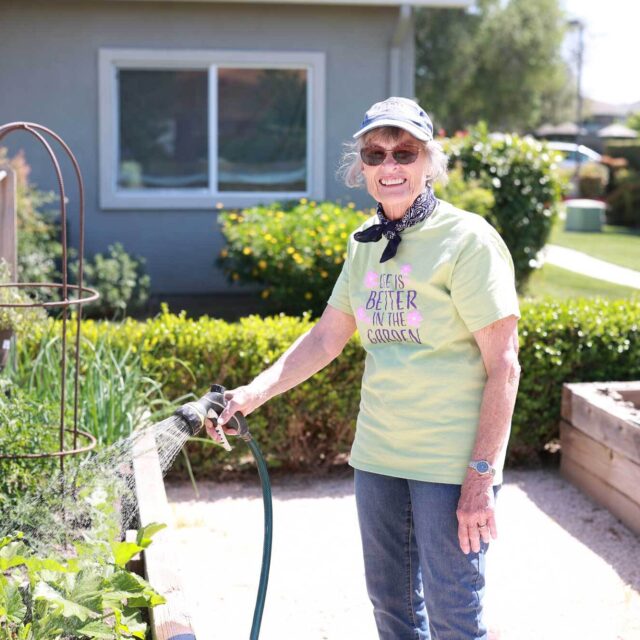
[77,619,115,639]
[24,557,68,573]
[17,621,33,640]
[135,522,166,548]
[0,577,27,623]
[110,541,144,568]
[66,569,105,614]
[0,555,28,571]
[119,607,148,639]
[33,581,96,622]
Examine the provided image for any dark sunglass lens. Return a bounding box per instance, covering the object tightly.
[361,148,385,165]
[393,149,419,164]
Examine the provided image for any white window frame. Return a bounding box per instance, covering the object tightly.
[99,48,326,210]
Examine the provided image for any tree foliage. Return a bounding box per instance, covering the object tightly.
[415,0,574,133]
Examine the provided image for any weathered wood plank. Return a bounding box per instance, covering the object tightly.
[132,428,197,640]
[563,383,640,466]
[561,455,640,536]
[560,420,640,504]
[0,167,17,278]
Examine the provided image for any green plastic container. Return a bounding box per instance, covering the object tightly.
[564,199,605,232]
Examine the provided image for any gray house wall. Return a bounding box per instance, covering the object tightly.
[0,0,416,296]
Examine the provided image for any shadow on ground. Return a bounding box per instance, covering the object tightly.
[506,468,640,591]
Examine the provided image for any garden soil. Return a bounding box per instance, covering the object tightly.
[166,469,640,640]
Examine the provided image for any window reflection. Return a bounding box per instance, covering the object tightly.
[118,70,208,190]
[218,69,307,192]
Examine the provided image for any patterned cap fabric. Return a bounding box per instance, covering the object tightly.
[353,97,434,142]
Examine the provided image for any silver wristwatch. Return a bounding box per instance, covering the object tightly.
[468,460,496,476]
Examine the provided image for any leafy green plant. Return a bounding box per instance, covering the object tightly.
[0,261,47,335]
[0,522,166,639]
[11,331,173,446]
[217,199,370,317]
[445,124,566,289]
[73,244,151,320]
[0,385,64,511]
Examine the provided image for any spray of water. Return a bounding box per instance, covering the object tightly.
[0,414,194,555]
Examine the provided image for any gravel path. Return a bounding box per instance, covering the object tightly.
[166,469,640,640]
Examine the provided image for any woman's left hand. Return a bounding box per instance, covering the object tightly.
[456,473,497,554]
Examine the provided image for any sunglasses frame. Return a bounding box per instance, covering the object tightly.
[360,144,421,166]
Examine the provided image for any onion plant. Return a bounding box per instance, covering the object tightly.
[9,332,173,446]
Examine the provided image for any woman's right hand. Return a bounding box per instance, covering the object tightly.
[204,385,266,443]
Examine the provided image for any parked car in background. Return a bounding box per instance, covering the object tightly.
[547,142,607,198]
[547,141,602,171]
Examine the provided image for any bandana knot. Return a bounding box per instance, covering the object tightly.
[354,188,438,262]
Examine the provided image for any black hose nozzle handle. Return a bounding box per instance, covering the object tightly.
[174,384,251,440]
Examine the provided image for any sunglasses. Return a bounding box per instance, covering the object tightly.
[360,145,421,166]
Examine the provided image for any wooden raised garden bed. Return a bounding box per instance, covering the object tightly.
[132,429,198,640]
[560,381,640,535]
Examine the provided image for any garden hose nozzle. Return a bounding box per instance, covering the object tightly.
[174,384,251,447]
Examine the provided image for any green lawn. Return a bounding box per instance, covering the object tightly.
[522,263,639,301]
[549,216,640,272]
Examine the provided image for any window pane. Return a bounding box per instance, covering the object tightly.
[118,70,208,189]
[218,69,307,192]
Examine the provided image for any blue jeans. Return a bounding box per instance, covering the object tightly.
[354,469,500,640]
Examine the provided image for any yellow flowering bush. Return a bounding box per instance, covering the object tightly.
[217,200,370,316]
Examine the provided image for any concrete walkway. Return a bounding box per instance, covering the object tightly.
[167,469,640,640]
[543,244,640,290]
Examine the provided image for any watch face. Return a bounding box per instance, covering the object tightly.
[476,461,490,473]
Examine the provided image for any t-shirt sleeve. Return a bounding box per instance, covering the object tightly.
[450,227,521,333]
[327,239,354,316]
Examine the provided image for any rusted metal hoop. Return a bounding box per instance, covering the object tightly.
[0,426,97,459]
[0,282,99,308]
[0,121,97,471]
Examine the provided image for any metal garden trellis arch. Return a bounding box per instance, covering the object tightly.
[0,122,100,473]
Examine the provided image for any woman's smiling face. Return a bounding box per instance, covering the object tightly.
[360,129,429,220]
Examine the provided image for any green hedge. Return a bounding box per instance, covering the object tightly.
[18,299,640,474]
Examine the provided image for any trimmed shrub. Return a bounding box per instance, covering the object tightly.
[577,163,608,199]
[19,300,640,473]
[445,124,565,289]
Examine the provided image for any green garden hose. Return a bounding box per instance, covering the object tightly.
[175,385,273,640]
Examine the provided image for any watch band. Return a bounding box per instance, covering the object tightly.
[468,459,496,476]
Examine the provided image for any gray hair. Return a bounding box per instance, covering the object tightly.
[338,126,449,189]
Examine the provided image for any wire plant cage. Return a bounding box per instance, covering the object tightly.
[0,122,100,474]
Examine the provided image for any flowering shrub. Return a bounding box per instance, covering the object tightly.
[217,200,370,316]
[445,124,566,289]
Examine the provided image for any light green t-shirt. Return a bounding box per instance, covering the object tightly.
[328,200,520,485]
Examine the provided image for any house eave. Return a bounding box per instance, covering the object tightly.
[102,0,473,7]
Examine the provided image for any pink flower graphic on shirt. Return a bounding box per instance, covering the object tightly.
[400,264,412,276]
[407,310,423,326]
[364,271,378,288]
[356,307,371,323]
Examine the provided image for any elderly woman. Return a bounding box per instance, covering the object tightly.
[211,96,521,640]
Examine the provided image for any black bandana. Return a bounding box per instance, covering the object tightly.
[354,188,438,262]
